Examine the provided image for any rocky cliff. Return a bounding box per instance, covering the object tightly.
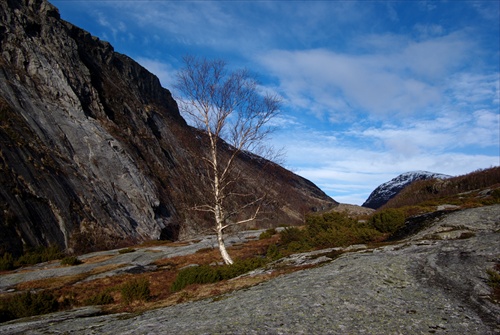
[0,0,336,256]
[362,170,452,209]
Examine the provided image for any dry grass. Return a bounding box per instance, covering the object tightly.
[14,263,127,292]
[13,234,283,315]
[16,273,89,291]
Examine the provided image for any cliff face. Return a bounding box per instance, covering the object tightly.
[0,0,336,256]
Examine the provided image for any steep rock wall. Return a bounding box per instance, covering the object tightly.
[0,0,336,256]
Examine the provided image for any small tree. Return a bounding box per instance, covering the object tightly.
[175,56,281,265]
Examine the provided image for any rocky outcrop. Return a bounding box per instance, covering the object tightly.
[362,170,452,209]
[0,0,336,256]
[0,205,498,334]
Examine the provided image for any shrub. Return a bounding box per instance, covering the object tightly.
[487,265,500,303]
[60,256,82,266]
[118,248,135,254]
[171,257,267,292]
[272,212,384,255]
[0,253,14,271]
[259,228,277,240]
[171,265,220,292]
[369,208,406,234]
[120,278,151,304]
[0,291,59,322]
[278,226,311,253]
[15,245,63,267]
[487,268,500,289]
[491,189,500,201]
[266,243,282,261]
[218,257,266,279]
[280,227,308,245]
[84,291,114,305]
[306,212,381,249]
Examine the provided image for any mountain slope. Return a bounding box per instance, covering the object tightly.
[0,0,336,256]
[362,171,452,209]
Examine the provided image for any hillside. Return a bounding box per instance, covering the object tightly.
[0,0,336,257]
[362,171,452,209]
[381,166,500,210]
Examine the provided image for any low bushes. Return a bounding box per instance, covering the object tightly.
[0,253,14,271]
[275,211,383,254]
[259,228,277,240]
[15,245,63,266]
[0,291,59,323]
[120,278,151,304]
[1,245,65,271]
[118,248,136,254]
[368,208,406,234]
[84,291,114,306]
[487,263,500,303]
[60,256,82,266]
[307,212,382,248]
[171,257,267,292]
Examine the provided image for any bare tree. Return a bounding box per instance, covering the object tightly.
[174,56,281,265]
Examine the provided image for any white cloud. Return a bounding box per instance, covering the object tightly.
[258,31,473,120]
[471,1,500,21]
[413,24,445,38]
[272,108,499,205]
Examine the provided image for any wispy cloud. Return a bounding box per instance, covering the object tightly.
[273,120,499,204]
[257,31,475,120]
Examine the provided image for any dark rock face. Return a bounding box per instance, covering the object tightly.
[362,171,452,209]
[0,0,336,256]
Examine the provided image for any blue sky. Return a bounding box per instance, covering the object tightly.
[52,0,500,205]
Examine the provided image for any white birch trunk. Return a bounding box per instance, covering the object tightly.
[211,134,234,265]
[216,222,233,265]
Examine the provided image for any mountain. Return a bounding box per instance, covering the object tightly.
[362,171,452,209]
[0,0,336,256]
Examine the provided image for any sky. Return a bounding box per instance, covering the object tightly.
[52,0,500,205]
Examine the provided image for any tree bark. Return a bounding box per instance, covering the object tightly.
[216,222,233,265]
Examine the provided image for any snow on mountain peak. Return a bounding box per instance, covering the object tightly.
[362,171,452,209]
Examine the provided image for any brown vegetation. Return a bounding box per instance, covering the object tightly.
[381,167,500,211]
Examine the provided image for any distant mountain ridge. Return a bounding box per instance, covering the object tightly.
[362,171,452,209]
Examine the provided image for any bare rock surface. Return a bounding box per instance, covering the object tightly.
[0,230,266,293]
[1,205,499,334]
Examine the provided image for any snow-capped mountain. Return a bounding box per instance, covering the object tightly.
[362,171,452,209]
